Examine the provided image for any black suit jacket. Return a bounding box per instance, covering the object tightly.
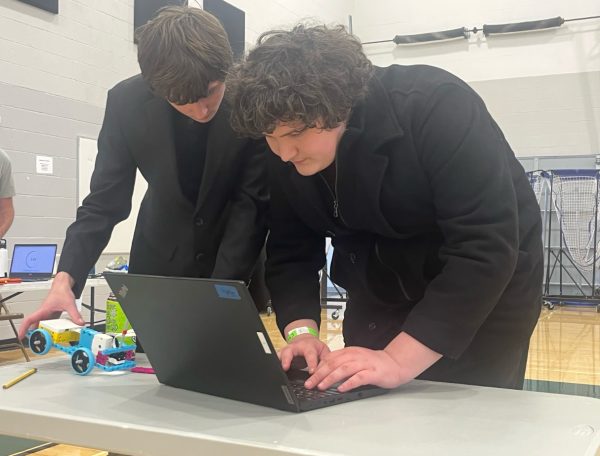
[59,75,268,296]
[266,65,543,387]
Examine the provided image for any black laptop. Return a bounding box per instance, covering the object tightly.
[9,244,57,281]
[103,272,386,412]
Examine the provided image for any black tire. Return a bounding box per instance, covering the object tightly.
[71,348,95,375]
[29,329,51,355]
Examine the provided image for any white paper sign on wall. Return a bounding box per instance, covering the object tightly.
[36,155,53,174]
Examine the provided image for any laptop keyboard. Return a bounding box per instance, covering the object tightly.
[289,381,342,401]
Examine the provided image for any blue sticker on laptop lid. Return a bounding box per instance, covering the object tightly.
[215,284,241,300]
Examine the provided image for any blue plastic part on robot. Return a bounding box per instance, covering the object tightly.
[27,326,136,375]
[97,360,136,372]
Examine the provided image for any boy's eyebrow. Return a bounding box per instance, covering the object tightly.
[265,126,308,138]
[206,81,223,96]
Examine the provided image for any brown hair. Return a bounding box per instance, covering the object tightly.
[227,24,373,138]
[136,5,233,104]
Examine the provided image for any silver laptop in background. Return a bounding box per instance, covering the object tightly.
[9,244,57,281]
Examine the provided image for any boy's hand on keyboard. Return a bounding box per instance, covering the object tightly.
[279,334,330,375]
[305,332,442,392]
[304,347,406,392]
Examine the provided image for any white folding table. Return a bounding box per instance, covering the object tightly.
[0,355,599,456]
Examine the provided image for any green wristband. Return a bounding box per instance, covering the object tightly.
[286,326,318,342]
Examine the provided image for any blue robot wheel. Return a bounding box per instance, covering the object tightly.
[71,347,95,375]
[29,329,52,355]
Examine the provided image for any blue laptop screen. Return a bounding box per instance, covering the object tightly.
[10,244,57,276]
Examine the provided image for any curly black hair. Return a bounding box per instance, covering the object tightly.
[226,24,373,138]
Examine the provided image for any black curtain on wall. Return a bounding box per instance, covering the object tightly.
[17,0,58,14]
[203,0,245,60]
[134,0,188,35]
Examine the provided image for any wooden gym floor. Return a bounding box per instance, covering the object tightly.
[1,305,599,455]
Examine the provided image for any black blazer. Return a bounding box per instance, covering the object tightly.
[266,65,543,386]
[59,75,268,296]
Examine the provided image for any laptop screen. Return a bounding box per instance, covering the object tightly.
[10,244,57,278]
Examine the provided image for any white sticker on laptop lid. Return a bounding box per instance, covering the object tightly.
[256,332,272,354]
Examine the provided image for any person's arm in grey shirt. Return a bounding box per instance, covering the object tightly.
[0,149,16,238]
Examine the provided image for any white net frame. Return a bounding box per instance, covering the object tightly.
[527,171,549,208]
[527,171,550,262]
[551,170,600,271]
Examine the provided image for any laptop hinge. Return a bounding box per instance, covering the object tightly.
[280,385,296,406]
